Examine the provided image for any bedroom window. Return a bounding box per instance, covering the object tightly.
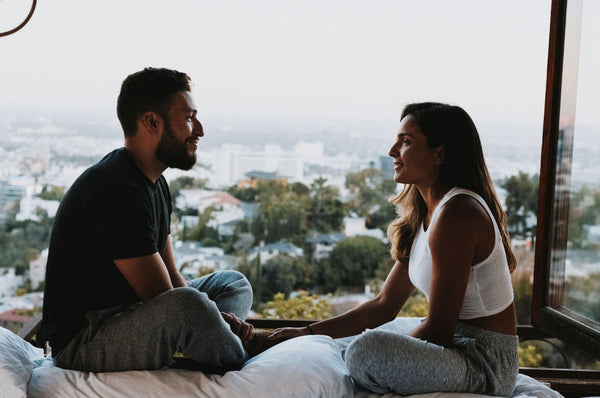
[533,0,600,359]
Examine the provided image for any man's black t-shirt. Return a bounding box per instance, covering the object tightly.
[41,148,172,353]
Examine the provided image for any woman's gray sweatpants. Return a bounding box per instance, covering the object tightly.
[341,317,519,396]
[54,270,253,373]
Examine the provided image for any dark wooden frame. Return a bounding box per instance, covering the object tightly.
[532,0,600,359]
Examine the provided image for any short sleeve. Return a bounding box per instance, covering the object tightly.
[89,182,158,260]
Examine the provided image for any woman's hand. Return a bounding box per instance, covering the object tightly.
[267,326,312,342]
[221,312,255,346]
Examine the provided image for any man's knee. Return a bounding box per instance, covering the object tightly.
[166,287,215,314]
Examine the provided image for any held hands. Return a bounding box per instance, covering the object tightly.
[221,312,255,346]
[221,312,280,357]
[267,325,312,342]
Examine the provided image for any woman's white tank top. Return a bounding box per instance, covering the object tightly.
[408,187,514,320]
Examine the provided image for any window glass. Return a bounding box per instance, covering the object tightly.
[551,0,600,326]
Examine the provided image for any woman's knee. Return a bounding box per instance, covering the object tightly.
[345,332,389,394]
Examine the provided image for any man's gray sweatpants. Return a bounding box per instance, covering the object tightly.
[54,270,253,373]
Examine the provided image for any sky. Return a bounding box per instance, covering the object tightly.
[0,0,561,126]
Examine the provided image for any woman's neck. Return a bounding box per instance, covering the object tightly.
[418,183,452,230]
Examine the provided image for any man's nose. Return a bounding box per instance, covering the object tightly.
[194,119,204,137]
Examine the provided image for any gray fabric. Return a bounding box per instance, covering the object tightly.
[344,318,519,396]
[54,270,252,373]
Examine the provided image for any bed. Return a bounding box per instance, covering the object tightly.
[0,325,564,398]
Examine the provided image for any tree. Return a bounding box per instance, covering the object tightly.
[345,168,397,230]
[568,187,600,249]
[37,185,65,201]
[308,177,345,233]
[345,168,388,216]
[257,254,315,302]
[317,235,389,292]
[260,291,334,320]
[185,205,218,243]
[228,185,259,203]
[250,180,310,243]
[503,172,538,238]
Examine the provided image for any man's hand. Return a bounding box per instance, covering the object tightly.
[221,312,255,346]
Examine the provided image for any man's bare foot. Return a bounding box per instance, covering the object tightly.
[244,329,278,357]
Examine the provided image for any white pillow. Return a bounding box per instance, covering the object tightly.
[29,334,354,398]
[0,326,45,398]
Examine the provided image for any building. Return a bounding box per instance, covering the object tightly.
[215,144,303,187]
[247,239,304,265]
[171,240,238,279]
[306,232,347,262]
[0,308,33,333]
[29,249,48,291]
[0,180,25,218]
[237,171,288,189]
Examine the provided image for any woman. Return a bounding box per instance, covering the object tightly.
[268,102,519,396]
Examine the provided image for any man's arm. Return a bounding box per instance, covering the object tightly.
[113,235,187,302]
[113,253,174,302]
[162,235,187,288]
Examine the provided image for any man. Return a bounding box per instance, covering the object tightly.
[41,67,260,373]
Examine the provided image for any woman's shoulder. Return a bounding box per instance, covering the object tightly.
[435,191,492,230]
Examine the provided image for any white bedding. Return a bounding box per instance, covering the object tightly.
[0,326,563,398]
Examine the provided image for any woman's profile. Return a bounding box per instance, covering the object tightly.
[268,102,519,396]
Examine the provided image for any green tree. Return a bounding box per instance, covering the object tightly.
[308,177,345,233]
[257,254,315,302]
[37,185,65,201]
[185,205,218,242]
[318,235,389,292]
[228,185,259,203]
[345,168,388,216]
[0,210,53,270]
[250,180,310,243]
[503,172,538,238]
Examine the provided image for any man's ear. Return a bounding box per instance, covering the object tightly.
[141,111,163,134]
[434,146,445,166]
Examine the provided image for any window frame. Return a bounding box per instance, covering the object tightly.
[532,0,600,359]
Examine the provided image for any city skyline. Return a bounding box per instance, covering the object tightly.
[0,0,555,127]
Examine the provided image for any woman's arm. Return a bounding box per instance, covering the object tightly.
[409,195,492,346]
[269,260,416,341]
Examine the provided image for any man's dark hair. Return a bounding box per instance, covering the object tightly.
[117,67,191,137]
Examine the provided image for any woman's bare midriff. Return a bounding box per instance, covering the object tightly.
[461,302,517,336]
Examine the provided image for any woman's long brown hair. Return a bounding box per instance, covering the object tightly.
[387,103,516,272]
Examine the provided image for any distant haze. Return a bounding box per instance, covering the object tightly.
[0,0,556,127]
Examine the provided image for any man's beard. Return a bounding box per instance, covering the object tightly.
[155,122,196,170]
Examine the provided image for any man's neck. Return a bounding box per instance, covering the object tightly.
[124,143,166,183]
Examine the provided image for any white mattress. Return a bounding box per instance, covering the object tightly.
[0,325,564,398]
